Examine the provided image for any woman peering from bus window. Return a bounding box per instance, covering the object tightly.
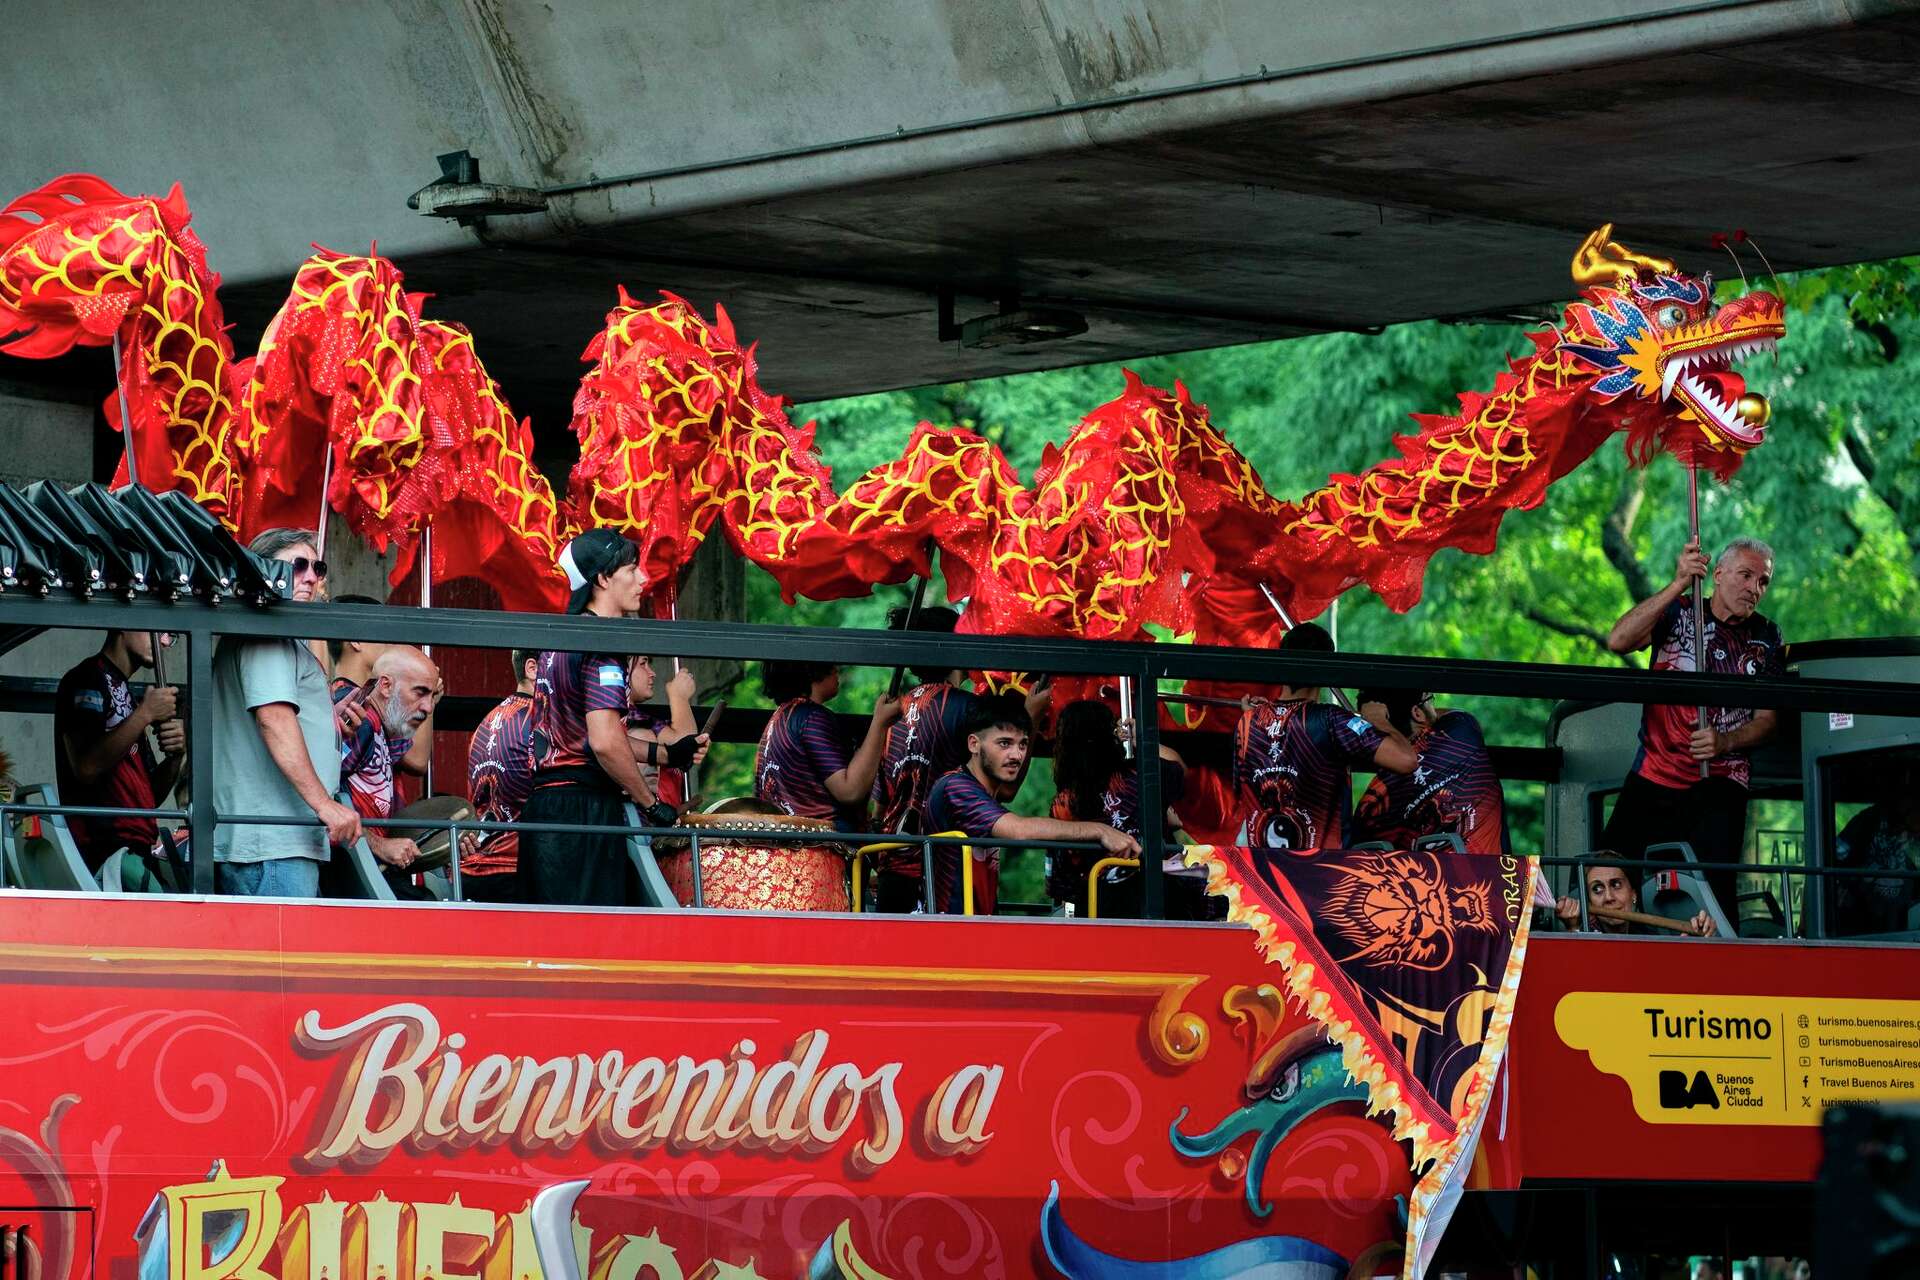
[753,661,900,832]
[1554,855,1716,937]
[1047,699,1208,920]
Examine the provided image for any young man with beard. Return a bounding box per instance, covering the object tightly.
[1603,537,1784,913]
[54,629,186,874]
[523,530,674,907]
[923,696,1138,915]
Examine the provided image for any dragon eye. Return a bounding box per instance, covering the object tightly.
[1657,305,1685,327]
[1268,1061,1301,1103]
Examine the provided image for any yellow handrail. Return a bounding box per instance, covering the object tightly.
[1086,856,1141,919]
[959,836,974,916]
[849,839,919,914]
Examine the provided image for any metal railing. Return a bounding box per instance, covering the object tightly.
[1536,852,1920,940]
[0,799,1115,917]
[3,591,1918,922]
[11,801,1920,938]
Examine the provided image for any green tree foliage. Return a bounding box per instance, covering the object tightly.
[701,258,1920,890]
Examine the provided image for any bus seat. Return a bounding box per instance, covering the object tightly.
[1641,842,1735,939]
[1735,887,1788,938]
[1412,833,1469,856]
[5,783,106,892]
[333,792,398,901]
[623,802,681,909]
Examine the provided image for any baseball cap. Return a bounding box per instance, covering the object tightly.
[558,529,638,614]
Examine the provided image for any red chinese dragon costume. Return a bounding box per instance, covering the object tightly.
[0,177,1790,1280]
[0,177,1782,637]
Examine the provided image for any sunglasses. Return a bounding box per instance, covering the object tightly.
[288,556,329,579]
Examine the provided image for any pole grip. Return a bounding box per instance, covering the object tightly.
[1689,466,1709,782]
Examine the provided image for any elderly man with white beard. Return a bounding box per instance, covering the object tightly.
[326,644,444,898]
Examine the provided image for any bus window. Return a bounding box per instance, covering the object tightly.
[1823,747,1920,940]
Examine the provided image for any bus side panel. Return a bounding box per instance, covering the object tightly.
[0,895,1411,1280]
[1496,933,1920,1185]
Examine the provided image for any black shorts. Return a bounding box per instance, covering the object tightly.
[1601,771,1750,911]
[463,869,524,904]
[521,785,631,907]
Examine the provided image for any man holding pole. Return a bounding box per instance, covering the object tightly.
[1603,536,1783,915]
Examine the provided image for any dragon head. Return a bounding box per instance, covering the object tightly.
[1557,224,1785,462]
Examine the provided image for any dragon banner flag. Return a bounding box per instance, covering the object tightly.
[1187,844,1536,1279]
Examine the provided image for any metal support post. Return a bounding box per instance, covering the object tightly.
[689,832,705,908]
[1804,761,1831,940]
[448,817,464,901]
[1135,659,1165,920]
[922,835,936,913]
[188,626,216,894]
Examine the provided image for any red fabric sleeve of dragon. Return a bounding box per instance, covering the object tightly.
[0,175,1782,638]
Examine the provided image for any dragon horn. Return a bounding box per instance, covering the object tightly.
[1572,223,1678,288]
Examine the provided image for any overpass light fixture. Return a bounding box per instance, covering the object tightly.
[408,151,549,224]
[938,287,1087,350]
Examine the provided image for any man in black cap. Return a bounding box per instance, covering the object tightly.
[521,530,675,905]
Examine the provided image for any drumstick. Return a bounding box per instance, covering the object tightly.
[699,699,727,738]
[1588,905,1707,934]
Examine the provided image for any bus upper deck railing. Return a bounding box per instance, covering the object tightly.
[11,798,1920,940]
[2,591,1918,919]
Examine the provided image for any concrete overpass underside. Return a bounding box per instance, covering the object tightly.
[6,1,1920,466]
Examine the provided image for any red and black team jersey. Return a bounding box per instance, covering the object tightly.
[926,766,1011,914]
[873,682,979,837]
[756,698,856,830]
[1633,598,1785,790]
[1232,699,1385,852]
[530,651,630,787]
[1048,760,1187,841]
[53,654,158,869]
[465,691,534,876]
[332,679,397,820]
[1352,711,1508,854]
[1047,760,1186,904]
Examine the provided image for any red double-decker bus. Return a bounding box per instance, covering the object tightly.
[4,570,1918,1279]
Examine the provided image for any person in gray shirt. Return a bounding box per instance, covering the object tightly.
[211,528,360,896]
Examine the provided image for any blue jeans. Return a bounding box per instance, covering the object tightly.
[216,857,321,898]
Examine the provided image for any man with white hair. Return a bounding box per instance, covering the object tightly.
[331,644,440,877]
[1603,535,1784,913]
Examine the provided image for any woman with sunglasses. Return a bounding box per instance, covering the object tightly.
[209,528,360,898]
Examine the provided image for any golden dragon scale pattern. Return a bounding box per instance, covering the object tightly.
[0,175,1782,639]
